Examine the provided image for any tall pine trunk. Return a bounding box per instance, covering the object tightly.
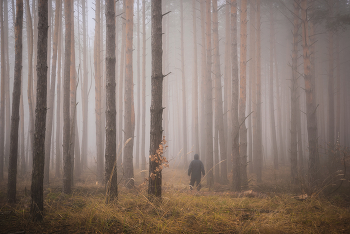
[141,0,146,178]
[124,0,135,188]
[0,1,5,180]
[192,0,199,154]
[8,0,23,203]
[30,0,48,221]
[148,0,163,199]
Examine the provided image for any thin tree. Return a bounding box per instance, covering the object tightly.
[148,0,163,200]
[105,0,117,203]
[239,0,248,186]
[205,0,214,189]
[141,0,146,178]
[135,0,141,169]
[231,0,240,191]
[30,0,48,221]
[44,0,61,185]
[63,0,72,194]
[7,0,23,203]
[192,0,199,155]
[0,1,5,180]
[212,0,227,184]
[301,0,319,188]
[124,0,135,188]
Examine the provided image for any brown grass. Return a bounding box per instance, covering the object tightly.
[1,166,350,233]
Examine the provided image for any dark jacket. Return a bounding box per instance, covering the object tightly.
[188,159,205,179]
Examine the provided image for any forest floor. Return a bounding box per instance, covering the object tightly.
[1,166,350,233]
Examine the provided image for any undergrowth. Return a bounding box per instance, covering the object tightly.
[1,166,350,233]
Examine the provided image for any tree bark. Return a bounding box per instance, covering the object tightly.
[30,0,48,221]
[141,0,146,178]
[301,0,319,189]
[7,0,23,203]
[231,0,240,191]
[124,0,135,188]
[105,0,117,203]
[239,0,248,187]
[192,0,199,155]
[148,0,163,199]
[0,1,6,180]
[205,0,214,189]
[135,0,140,169]
[63,0,72,194]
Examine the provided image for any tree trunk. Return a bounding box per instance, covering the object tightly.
[0,1,5,180]
[105,0,117,203]
[94,0,103,183]
[205,0,214,189]
[124,0,135,188]
[180,0,188,168]
[44,0,61,185]
[192,0,199,155]
[290,0,299,184]
[212,0,227,183]
[63,0,72,194]
[55,11,63,178]
[135,0,140,169]
[239,0,248,187]
[30,0,48,221]
[269,3,278,170]
[141,0,146,178]
[255,0,263,183]
[7,0,23,203]
[148,0,163,199]
[231,0,240,191]
[301,0,319,189]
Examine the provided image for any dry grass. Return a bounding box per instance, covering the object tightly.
[1,166,350,233]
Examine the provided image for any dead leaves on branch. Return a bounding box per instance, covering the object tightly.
[149,136,169,180]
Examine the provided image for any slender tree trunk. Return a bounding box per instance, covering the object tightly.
[105,0,117,203]
[255,0,263,183]
[249,2,256,174]
[30,0,48,221]
[212,0,227,183]
[290,0,300,184]
[148,0,163,199]
[239,0,248,187]
[141,0,146,178]
[231,0,240,191]
[0,1,5,180]
[20,82,25,174]
[180,0,188,168]
[44,0,61,185]
[205,0,214,189]
[8,0,23,203]
[94,0,103,183]
[135,0,140,169]
[192,0,199,155]
[301,0,319,188]
[118,1,125,167]
[124,0,135,188]
[55,12,62,178]
[63,0,72,194]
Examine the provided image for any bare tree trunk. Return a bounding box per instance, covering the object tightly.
[239,0,248,187]
[192,0,199,155]
[20,82,25,174]
[180,0,188,168]
[94,0,103,183]
[141,0,146,178]
[231,0,240,191]
[118,1,125,167]
[135,0,140,169]
[290,0,300,184]
[55,11,62,178]
[8,0,23,203]
[44,0,61,185]
[249,2,256,174]
[269,3,278,170]
[301,0,319,189]
[124,0,135,188]
[0,1,6,180]
[105,0,117,203]
[30,0,48,221]
[205,0,214,189]
[63,0,72,194]
[255,0,263,183]
[148,0,163,199]
[212,0,227,183]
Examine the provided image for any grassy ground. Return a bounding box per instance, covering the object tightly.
[1,166,350,233]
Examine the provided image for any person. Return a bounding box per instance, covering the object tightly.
[188,154,205,191]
